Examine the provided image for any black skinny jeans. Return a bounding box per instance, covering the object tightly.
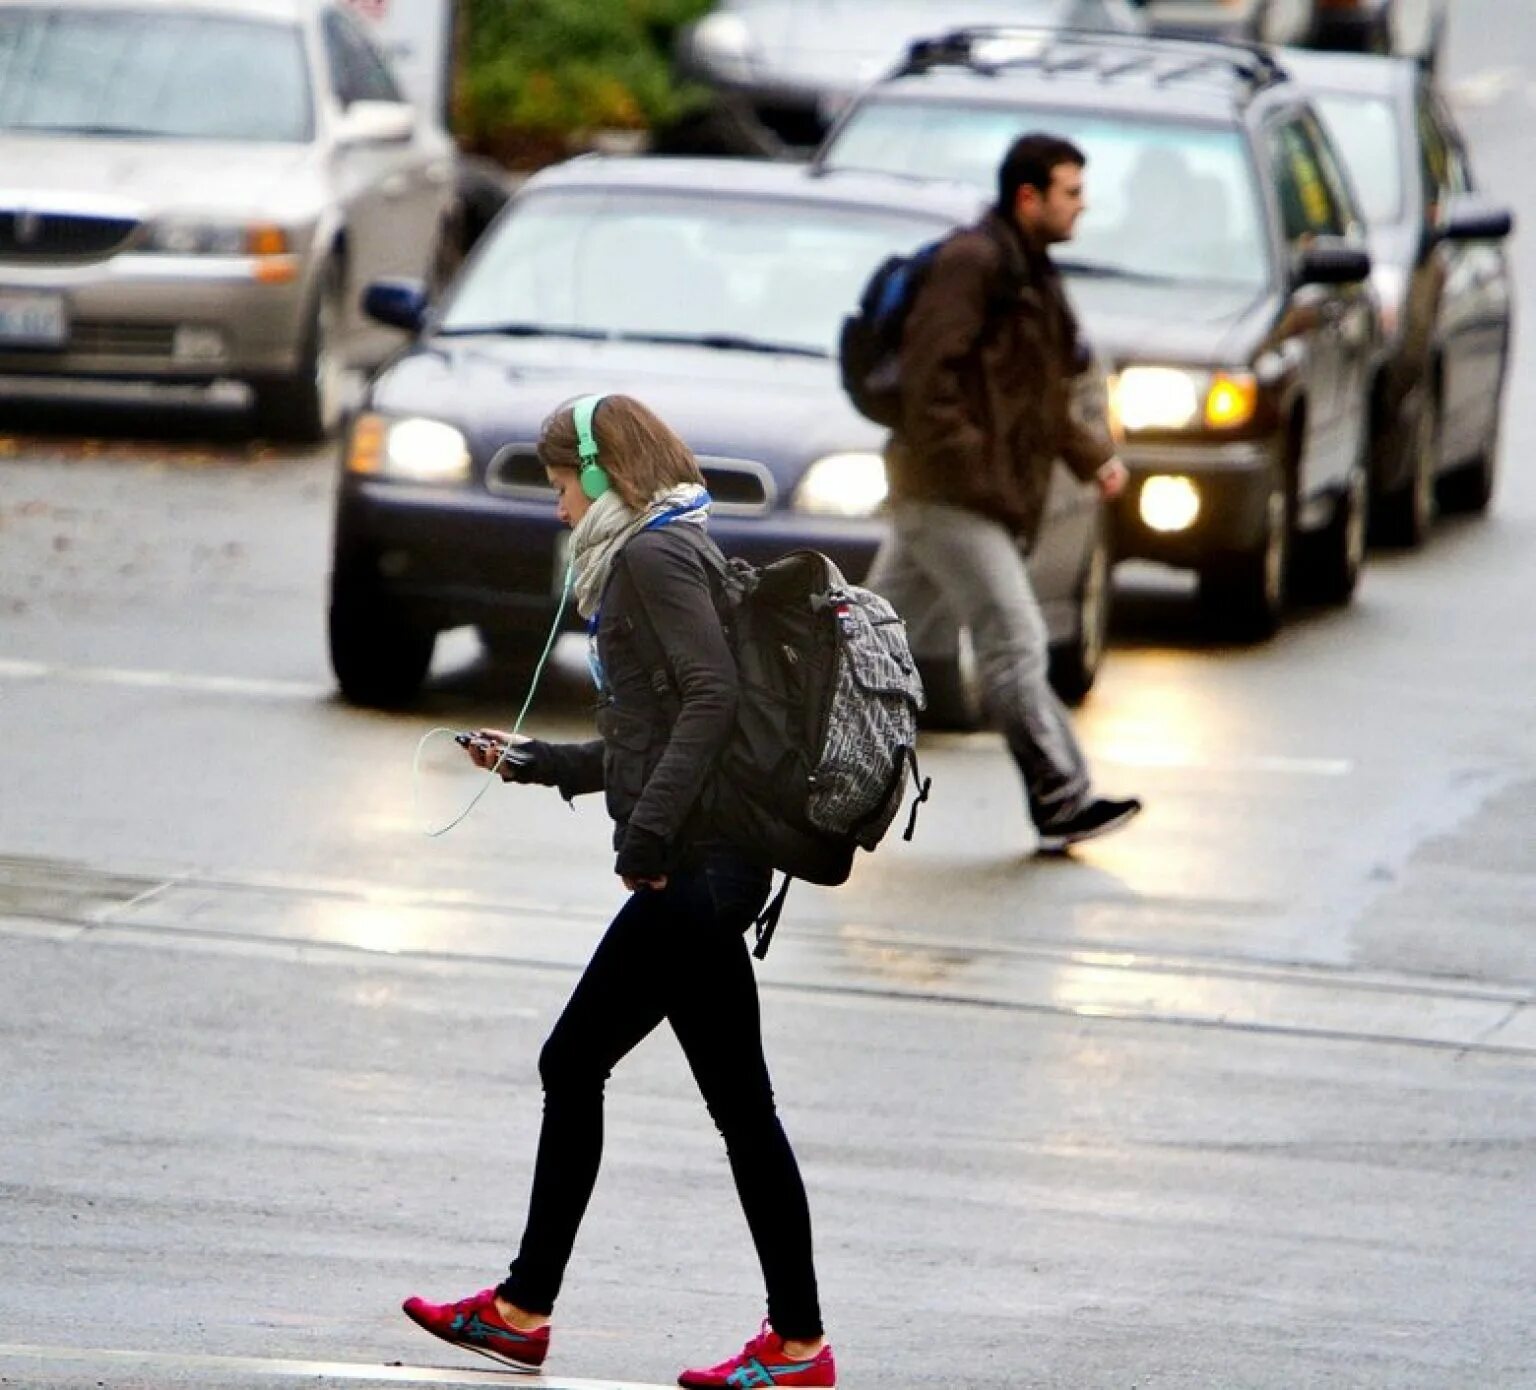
[497,851,824,1341]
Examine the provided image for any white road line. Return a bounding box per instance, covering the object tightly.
[0,657,327,701]
[0,1341,675,1388]
[1446,65,1522,108]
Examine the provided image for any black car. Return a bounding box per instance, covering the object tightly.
[673,0,1147,149]
[1283,48,1515,545]
[818,27,1380,637]
[329,158,1112,708]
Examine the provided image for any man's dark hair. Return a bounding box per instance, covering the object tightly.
[998,132,1087,212]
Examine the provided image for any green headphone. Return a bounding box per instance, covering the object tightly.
[572,394,611,501]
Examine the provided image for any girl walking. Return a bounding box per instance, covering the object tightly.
[401,394,836,1389]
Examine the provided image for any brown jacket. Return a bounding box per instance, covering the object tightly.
[887,210,1113,540]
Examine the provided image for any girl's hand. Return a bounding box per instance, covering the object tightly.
[465,727,515,770]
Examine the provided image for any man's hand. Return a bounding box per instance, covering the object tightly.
[1096,456,1129,500]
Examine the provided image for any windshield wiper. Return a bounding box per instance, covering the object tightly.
[614,331,829,359]
[434,323,613,340]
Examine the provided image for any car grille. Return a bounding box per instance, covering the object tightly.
[487,446,777,515]
[0,209,139,261]
[69,321,178,358]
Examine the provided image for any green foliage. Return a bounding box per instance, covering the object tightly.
[457,0,714,153]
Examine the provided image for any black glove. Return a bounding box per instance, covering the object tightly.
[495,739,557,786]
[615,823,672,880]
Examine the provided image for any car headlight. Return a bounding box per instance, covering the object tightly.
[347,414,471,485]
[1110,366,1257,433]
[142,220,291,256]
[689,12,758,82]
[793,452,888,517]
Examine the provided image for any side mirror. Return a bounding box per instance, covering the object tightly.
[1438,195,1514,243]
[1296,240,1372,287]
[362,278,428,333]
[335,99,415,146]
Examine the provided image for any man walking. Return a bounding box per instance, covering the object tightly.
[868,131,1141,852]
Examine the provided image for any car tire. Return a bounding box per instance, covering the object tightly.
[1438,392,1502,515]
[1298,461,1368,606]
[1198,471,1290,641]
[1375,389,1439,547]
[1049,517,1112,706]
[329,571,435,708]
[914,647,984,732]
[478,624,553,669]
[249,261,345,445]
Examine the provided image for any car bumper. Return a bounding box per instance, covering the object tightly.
[0,253,311,382]
[332,478,887,633]
[1114,437,1282,568]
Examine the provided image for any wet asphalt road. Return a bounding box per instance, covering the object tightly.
[2,6,1536,1386]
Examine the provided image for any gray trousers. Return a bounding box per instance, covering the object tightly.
[866,499,1091,830]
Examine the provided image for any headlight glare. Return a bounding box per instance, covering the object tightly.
[1139,475,1201,533]
[793,452,888,517]
[1204,372,1258,429]
[691,12,757,79]
[1110,367,1201,432]
[348,414,470,484]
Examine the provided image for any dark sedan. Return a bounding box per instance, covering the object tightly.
[328,158,1112,708]
[819,29,1380,637]
[1284,48,1515,544]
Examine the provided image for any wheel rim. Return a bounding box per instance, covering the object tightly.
[1078,536,1110,679]
[313,292,344,434]
[1344,467,1368,578]
[1412,402,1438,534]
[1262,486,1288,610]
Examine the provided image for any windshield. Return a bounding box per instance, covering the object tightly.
[826,102,1270,289]
[0,8,313,141]
[1311,93,1405,227]
[440,190,956,356]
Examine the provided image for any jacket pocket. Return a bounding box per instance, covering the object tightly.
[597,704,657,824]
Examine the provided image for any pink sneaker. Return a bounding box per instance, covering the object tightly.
[400,1286,549,1372]
[678,1320,836,1387]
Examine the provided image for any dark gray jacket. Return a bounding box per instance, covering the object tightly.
[520,525,738,879]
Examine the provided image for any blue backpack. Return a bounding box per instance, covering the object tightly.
[838,239,944,428]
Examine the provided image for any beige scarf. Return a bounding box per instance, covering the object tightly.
[568,482,711,619]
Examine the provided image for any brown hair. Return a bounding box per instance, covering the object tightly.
[537,393,704,510]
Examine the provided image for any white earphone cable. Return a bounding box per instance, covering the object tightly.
[412,562,575,837]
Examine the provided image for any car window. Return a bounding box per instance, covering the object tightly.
[0,6,312,141]
[1267,115,1346,244]
[1298,109,1363,237]
[823,100,1270,289]
[438,190,957,356]
[323,7,404,107]
[1310,93,1404,227]
[1426,94,1472,195]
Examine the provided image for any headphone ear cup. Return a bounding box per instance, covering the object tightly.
[580,461,610,501]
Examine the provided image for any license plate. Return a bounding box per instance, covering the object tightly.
[0,290,67,348]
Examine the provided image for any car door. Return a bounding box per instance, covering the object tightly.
[1262,111,1364,499]
[1421,92,1510,461]
[321,7,449,355]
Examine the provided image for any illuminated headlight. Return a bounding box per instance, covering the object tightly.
[347,414,471,484]
[793,452,888,517]
[689,12,758,81]
[1139,475,1201,533]
[142,221,291,256]
[1110,366,1258,433]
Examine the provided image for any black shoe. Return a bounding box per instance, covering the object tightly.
[1036,797,1142,853]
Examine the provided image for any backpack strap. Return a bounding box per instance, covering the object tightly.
[901,746,932,842]
[751,874,793,960]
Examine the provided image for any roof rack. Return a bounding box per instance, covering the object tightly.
[898,25,1289,94]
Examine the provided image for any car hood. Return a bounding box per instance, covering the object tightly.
[370,335,885,473]
[0,135,319,218]
[1065,276,1273,366]
[731,0,1107,90]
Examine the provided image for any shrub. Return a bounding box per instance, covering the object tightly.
[456,0,713,164]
